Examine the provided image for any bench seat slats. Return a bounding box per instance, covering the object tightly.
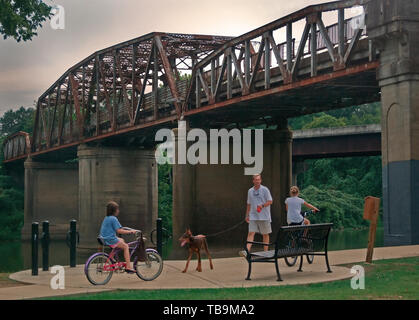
[250,247,311,259]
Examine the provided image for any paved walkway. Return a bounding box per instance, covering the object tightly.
[3,245,419,299]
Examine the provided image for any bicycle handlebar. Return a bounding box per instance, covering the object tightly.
[301,209,320,217]
[120,227,140,232]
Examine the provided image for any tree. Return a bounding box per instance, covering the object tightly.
[302,114,347,129]
[0,0,52,42]
[0,106,35,137]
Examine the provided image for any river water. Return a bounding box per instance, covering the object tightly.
[0,227,384,273]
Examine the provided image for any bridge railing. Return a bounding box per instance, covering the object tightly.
[182,0,371,113]
[3,131,31,161]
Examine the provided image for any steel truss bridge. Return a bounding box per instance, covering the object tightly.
[3,0,380,163]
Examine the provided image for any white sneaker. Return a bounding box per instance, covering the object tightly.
[239,250,248,258]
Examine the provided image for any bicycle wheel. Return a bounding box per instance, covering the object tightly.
[306,239,314,264]
[134,249,163,281]
[284,255,298,267]
[306,254,314,264]
[85,253,114,285]
[284,238,298,267]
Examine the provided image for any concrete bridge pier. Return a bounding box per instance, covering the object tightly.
[170,120,292,258]
[77,144,158,248]
[22,158,78,240]
[292,160,306,187]
[367,0,419,245]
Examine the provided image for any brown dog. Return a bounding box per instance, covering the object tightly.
[179,229,214,273]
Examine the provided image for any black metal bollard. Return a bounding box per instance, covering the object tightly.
[41,221,50,271]
[69,220,77,267]
[31,222,39,276]
[156,218,163,255]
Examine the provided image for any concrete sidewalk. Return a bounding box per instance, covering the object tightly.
[3,245,419,300]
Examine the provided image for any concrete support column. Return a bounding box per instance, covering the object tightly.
[292,160,305,187]
[22,158,78,240]
[171,124,195,257]
[366,0,419,245]
[77,144,158,248]
[172,120,292,252]
[263,119,293,229]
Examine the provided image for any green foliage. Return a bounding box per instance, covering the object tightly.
[0,185,24,240]
[302,114,346,129]
[289,102,381,130]
[0,108,29,240]
[290,102,383,229]
[158,163,173,234]
[0,0,52,42]
[300,157,382,199]
[0,107,35,137]
[299,185,367,229]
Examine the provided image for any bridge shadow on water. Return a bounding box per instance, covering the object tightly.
[0,227,383,273]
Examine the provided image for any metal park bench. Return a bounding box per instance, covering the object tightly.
[244,223,333,281]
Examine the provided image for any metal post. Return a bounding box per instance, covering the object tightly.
[69,220,77,267]
[31,222,39,276]
[41,220,50,271]
[157,218,163,255]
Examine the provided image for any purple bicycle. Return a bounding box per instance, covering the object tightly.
[84,228,163,285]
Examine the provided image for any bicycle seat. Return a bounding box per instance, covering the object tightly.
[97,236,105,246]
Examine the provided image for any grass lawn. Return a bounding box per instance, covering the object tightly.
[43,256,419,300]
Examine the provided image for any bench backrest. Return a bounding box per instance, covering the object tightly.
[274,223,333,253]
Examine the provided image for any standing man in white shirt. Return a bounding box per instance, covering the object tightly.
[239,174,273,258]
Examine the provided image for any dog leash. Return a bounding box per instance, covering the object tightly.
[204,219,247,238]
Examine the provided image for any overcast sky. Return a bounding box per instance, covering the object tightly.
[0,0,330,115]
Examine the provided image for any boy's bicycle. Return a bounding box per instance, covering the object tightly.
[284,210,316,267]
[84,228,163,285]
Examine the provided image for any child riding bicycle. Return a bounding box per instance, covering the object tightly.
[99,201,137,273]
[285,186,319,226]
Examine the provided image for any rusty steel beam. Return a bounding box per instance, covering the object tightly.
[154,35,182,118]
[4,115,178,162]
[134,42,155,124]
[184,61,379,117]
[48,84,60,147]
[153,45,159,121]
[69,74,85,138]
[249,38,265,90]
[193,0,366,71]
[115,51,134,124]
[58,80,70,145]
[267,33,290,84]
[293,132,382,160]
[291,22,310,79]
[98,59,115,131]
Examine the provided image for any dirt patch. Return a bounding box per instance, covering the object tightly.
[0,273,28,288]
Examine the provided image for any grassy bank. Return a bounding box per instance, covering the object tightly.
[43,256,419,300]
